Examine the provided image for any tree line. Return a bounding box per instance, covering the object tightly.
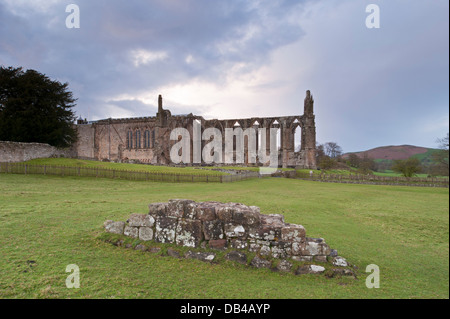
[0,66,77,148]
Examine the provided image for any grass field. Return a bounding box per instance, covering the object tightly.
[22,158,228,176]
[0,173,448,298]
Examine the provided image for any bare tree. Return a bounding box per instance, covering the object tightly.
[430,133,449,176]
[437,133,449,150]
[324,142,343,159]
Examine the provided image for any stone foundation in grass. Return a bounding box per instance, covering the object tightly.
[103,199,357,277]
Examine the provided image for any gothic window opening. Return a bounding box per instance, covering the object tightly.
[144,130,150,148]
[127,130,133,149]
[135,130,141,149]
[151,130,155,148]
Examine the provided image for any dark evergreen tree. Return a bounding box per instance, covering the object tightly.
[0,66,77,147]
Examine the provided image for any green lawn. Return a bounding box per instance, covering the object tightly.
[22,158,228,176]
[372,171,431,178]
[0,173,448,298]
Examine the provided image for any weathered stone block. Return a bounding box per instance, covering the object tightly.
[261,214,285,227]
[281,224,306,242]
[216,205,234,223]
[225,251,248,265]
[276,260,293,272]
[328,268,356,278]
[259,245,271,256]
[149,247,161,253]
[203,220,224,240]
[184,202,198,220]
[208,239,227,250]
[224,223,247,238]
[104,221,125,235]
[291,241,305,256]
[185,251,216,262]
[230,239,248,250]
[124,226,138,238]
[249,242,261,253]
[271,245,287,259]
[167,199,195,218]
[104,220,113,228]
[291,256,313,262]
[250,225,281,241]
[298,240,331,256]
[194,203,217,221]
[255,239,271,246]
[309,265,326,274]
[233,208,261,227]
[250,256,272,269]
[139,226,154,241]
[135,244,147,251]
[332,256,348,267]
[148,202,168,216]
[306,237,324,243]
[154,216,178,244]
[127,214,155,227]
[176,219,203,247]
[295,264,325,275]
[314,256,328,263]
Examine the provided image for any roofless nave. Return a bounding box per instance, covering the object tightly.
[75,90,317,169]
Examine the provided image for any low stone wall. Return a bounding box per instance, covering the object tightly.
[104,199,355,276]
[0,141,75,162]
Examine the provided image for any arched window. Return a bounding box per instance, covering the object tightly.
[294,125,302,152]
[151,130,155,148]
[135,130,141,149]
[144,130,150,148]
[127,130,133,149]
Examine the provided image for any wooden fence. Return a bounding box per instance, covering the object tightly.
[295,172,449,188]
[0,163,259,183]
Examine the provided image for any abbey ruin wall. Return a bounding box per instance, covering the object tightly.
[75,91,317,169]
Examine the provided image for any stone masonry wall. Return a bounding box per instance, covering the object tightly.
[104,199,354,276]
[0,141,75,162]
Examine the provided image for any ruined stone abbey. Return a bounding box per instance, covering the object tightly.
[75,90,317,169]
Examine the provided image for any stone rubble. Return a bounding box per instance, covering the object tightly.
[104,199,355,277]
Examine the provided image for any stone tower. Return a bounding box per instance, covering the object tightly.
[301,90,317,169]
[156,94,171,127]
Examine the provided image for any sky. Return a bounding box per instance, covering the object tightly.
[0,0,448,153]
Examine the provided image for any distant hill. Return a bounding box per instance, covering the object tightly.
[343,145,445,172]
[343,145,430,161]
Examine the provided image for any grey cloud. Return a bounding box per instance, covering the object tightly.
[0,0,447,152]
[0,0,309,119]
